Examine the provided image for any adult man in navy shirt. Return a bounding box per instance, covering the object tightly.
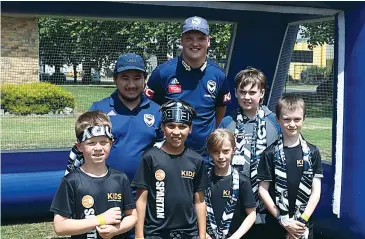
[89,53,163,179]
[144,16,231,165]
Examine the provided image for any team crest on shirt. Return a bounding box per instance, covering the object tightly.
[144,114,155,127]
[207,80,216,94]
[82,195,94,208]
[155,169,166,181]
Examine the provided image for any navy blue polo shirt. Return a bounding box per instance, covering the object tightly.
[90,90,163,180]
[145,56,231,153]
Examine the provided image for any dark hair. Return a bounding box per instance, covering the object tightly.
[234,67,267,104]
[276,94,306,118]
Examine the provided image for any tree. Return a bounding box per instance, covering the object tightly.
[39,18,233,83]
[209,23,232,67]
[300,21,335,50]
[39,18,84,83]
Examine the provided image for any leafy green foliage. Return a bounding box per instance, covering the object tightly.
[300,65,331,84]
[38,18,233,82]
[300,21,334,50]
[1,83,75,115]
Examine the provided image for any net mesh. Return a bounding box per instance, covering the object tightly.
[1,16,335,160]
[1,16,233,150]
[270,19,335,160]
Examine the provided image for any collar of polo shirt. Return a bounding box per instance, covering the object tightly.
[181,59,207,72]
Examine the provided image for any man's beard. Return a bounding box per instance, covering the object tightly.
[118,91,140,102]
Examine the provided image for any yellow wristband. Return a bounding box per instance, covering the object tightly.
[96,215,106,226]
[301,213,310,222]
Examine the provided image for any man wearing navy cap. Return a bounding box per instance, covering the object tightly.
[145,16,231,166]
[86,53,163,178]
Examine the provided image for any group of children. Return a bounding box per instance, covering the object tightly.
[50,68,322,239]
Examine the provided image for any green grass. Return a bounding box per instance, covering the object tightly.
[1,115,333,160]
[1,85,115,150]
[1,221,68,239]
[285,84,317,91]
[1,115,76,150]
[0,85,333,160]
[302,117,332,160]
[60,85,115,113]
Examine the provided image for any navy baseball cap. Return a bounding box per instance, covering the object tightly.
[114,53,146,73]
[182,16,209,35]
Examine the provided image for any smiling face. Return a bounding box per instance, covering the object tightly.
[76,136,112,165]
[210,139,234,170]
[162,122,192,154]
[114,70,145,102]
[236,83,264,116]
[277,108,305,140]
[181,31,210,67]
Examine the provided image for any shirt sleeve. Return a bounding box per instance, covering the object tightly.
[122,175,137,210]
[216,75,231,106]
[194,159,208,192]
[89,102,97,111]
[145,69,165,105]
[311,147,324,178]
[218,116,232,129]
[131,154,153,190]
[257,149,274,181]
[239,175,257,208]
[50,178,75,218]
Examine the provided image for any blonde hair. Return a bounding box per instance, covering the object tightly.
[75,111,112,139]
[207,128,235,153]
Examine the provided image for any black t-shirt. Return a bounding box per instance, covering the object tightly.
[50,167,136,239]
[257,141,323,220]
[131,147,208,237]
[209,172,256,235]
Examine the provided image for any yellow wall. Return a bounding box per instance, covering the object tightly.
[290,42,330,80]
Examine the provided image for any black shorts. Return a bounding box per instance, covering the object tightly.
[243,223,272,239]
[145,231,199,239]
[145,235,199,239]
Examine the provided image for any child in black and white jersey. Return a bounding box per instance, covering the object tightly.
[205,129,256,239]
[258,95,323,239]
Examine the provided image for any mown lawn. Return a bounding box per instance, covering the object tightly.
[61,85,115,113]
[1,115,333,160]
[301,117,332,160]
[285,84,317,91]
[1,84,333,159]
[1,115,76,150]
[1,85,115,150]
[1,221,68,239]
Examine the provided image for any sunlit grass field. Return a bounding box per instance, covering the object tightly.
[1,221,68,239]
[1,115,333,160]
[1,84,333,159]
